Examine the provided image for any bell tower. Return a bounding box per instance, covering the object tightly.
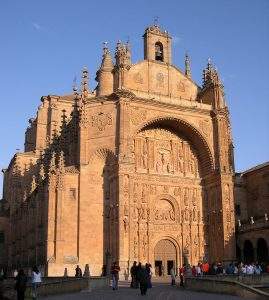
[143,24,172,64]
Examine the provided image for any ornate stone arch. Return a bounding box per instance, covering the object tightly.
[153,236,180,258]
[134,116,214,176]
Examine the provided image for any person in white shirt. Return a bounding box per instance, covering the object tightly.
[246,264,254,275]
[32,266,42,299]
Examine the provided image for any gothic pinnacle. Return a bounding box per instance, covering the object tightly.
[81,66,89,95]
[185,53,191,79]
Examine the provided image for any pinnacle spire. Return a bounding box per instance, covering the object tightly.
[100,42,114,71]
[81,66,89,96]
[185,53,191,79]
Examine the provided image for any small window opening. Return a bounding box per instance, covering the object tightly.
[155,42,163,61]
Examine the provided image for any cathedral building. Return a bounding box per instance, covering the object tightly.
[0,25,236,276]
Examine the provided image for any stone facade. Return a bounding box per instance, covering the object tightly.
[0,25,236,276]
[234,162,269,264]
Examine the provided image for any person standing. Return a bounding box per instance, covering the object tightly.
[137,265,148,295]
[32,266,42,299]
[111,262,120,290]
[145,263,152,288]
[130,261,138,288]
[75,265,82,277]
[15,269,28,300]
[170,267,176,286]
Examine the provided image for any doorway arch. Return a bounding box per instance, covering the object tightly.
[243,240,254,263]
[257,238,268,263]
[154,239,177,276]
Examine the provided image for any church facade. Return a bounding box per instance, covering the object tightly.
[1,25,236,276]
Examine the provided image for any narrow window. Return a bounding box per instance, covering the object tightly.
[155,42,163,61]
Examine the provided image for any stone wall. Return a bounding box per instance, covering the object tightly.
[185,277,269,300]
[2,276,109,299]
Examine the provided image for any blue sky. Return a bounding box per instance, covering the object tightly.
[0,0,268,194]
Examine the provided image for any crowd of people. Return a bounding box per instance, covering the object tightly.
[182,261,269,277]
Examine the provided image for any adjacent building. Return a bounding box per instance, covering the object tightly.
[235,162,269,264]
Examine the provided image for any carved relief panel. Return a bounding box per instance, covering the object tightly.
[134,128,199,177]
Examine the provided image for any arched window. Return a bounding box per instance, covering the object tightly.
[155,42,163,61]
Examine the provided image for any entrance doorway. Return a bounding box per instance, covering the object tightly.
[154,239,177,276]
[155,260,162,276]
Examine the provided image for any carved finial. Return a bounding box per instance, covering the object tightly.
[154,16,159,27]
[58,151,65,173]
[39,163,45,181]
[23,190,27,202]
[31,175,37,192]
[185,52,191,79]
[81,66,89,96]
[49,151,56,173]
[72,76,78,94]
[203,58,221,87]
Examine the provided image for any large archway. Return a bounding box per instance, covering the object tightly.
[154,239,177,276]
[243,240,254,263]
[257,238,268,263]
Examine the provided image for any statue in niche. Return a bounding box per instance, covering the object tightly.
[147,208,150,221]
[133,182,139,202]
[142,234,148,258]
[184,208,189,222]
[154,209,160,221]
[134,236,138,257]
[189,153,196,174]
[133,205,138,219]
[178,155,184,173]
[184,188,189,206]
[161,153,165,172]
[193,235,199,258]
[123,216,129,233]
[193,208,197,222]
[156,161,161,173]
[185,235,190,249]
[167,162,171,173]
[192,189,197,206]
[150,185,156,195]
[124,203,129,216]
[141,184,147,203]
[142,141,148,169]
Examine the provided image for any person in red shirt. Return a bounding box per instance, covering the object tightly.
[202,262,209,275]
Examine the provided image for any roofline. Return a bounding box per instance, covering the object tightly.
[241,161,269,175]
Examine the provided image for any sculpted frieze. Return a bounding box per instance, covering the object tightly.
[135,128,199,178]
[90,112,112,132]
[130,107,147,126]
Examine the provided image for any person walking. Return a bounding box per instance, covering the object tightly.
[31,266,42,299]
[170,266,176,286]
[15,269,28,300]
[110,262,120,290]
[137,265,148,295]
[130,261,138,288]
[145,263,152,288]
